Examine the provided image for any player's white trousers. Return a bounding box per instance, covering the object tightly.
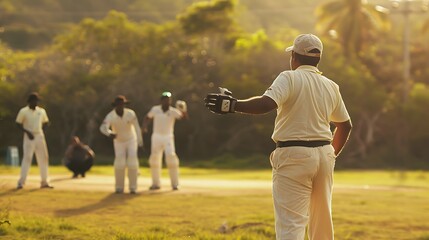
[270,145,336,240]
[149,133,179,188]
[18,133,50,186]
[113,138,139,191]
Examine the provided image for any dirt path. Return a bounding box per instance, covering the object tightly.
[0,174,273,195]
[0,174,421,195]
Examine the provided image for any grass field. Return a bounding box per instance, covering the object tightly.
[0,166,428,239]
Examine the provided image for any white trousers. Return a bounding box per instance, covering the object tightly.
[18,133,50,186]
[270,145,336,240]
[113,138,139,191]
[148,134,179,188]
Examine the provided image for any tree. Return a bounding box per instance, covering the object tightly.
[315,0,390,58]
[23,10,222,158]
[423,18,429,34]
[0,43,38,154]
[178,0,237,35]
[404,83,429,167]
[318,41,388,166]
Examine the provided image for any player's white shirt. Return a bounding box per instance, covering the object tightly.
[263,65,350,142]
[100,108,143,144]
[16,106,49,134]
[147,105,182,136]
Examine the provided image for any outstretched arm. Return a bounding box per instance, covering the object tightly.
[205,88,277,115]
[180,111,189,120]
[235,96,277,115]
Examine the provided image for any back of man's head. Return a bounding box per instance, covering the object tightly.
[294,49,321,66]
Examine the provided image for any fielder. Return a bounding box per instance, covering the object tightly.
[205,34,352,240]
[100,95,143,194]
[142,92,188,191]
[16,92,53,189]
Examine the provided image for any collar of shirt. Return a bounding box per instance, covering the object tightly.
[161,106,170,113]
[113,108,129,118]
[296,65,323,75]
[26,106,40,111]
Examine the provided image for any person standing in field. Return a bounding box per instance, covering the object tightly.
[16,92,53,189]
[142,92,188,191]
[100,95,143,194]
[64,136,95,178]
[204,34,352,240]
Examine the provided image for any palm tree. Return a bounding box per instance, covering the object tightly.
[316,0,390,57]
[316,0,393,161]
[423,18,429,34]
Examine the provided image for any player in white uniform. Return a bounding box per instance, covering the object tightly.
[142,92,188,191]
[100,95,143,194]
[205,34,352,239]
[16,92,53,189]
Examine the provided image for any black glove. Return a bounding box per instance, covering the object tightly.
[204,87,237,114]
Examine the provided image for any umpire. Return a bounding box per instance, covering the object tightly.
[205,34,352,240]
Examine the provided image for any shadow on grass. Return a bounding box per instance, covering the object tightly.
[55,193,137,217]
[0,186,53,197]
[0,189,20,198]
[54,190,174,217]
[50,176,75,183]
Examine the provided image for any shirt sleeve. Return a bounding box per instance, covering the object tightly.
[172,108,183,120]
[99,113,112,136]
[16,108,25,124]
[146,106,155,119]
[129,110,143,146]
[331,85,350,122]
[42,109,49,123]
[263,72,291,107]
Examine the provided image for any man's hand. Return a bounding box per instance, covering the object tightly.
[26,131,34,140]
[204,87,237,114]
[332,120,352,156]
[175,100,187,113]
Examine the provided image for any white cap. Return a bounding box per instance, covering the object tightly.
[285,34,323,57]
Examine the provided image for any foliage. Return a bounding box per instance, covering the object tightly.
[316,0,390,57]
[178,0,237,35]
[423,17,429,33]
[0,0,428,168]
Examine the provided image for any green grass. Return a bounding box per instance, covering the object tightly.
[0,167,429,239]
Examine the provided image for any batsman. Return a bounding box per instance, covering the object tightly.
[205,34,352,240]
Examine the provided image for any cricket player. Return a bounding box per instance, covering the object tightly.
[64,136,95,178]
[100,95,143,194]
[205,34,352,240]
[16,92,53,189]
[142,92,188,191]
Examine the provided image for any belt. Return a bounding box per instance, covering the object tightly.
[276,140,331,148]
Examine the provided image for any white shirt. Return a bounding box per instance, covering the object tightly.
[263,65,350,142]
[100,108,143,145]
[16,106,49,134]
[147,105,182,136]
